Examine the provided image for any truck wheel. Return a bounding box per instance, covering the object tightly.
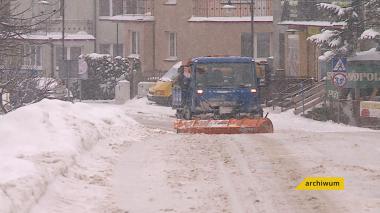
[183,107,192,120]
[176,109,183,119]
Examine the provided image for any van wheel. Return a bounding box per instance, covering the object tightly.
[167,96,172,107]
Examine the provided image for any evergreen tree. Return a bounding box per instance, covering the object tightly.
[308,0,379,56]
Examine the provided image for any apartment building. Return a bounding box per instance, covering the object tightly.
[9,0,126,79]
[278,0,352,79]
[7,0,279,80]
[100,0,278,75]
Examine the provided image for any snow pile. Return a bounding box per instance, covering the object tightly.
[124,97,175,118]
[360,28,380,40]
[266,109,373,133]
[349,48,380,61]
[0,100,141,213]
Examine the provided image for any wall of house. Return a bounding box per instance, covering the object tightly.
[122,21,154,72]
[284,29,319,79]
[127,0,276,74]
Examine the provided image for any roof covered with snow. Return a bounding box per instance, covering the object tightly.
[348,48,380,61]
[23,31,95,41]
[99,15,155,22]
[278,20,346,27]
[360,29,380,40]
[188,16,273,22]
[193,56,253,64]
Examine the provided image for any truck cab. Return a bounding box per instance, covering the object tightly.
[172,56,263,120]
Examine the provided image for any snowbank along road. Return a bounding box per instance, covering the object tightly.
[0,98,379,213]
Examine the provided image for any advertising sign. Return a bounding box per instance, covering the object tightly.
[360,101,380,118]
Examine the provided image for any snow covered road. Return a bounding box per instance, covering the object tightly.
[112,98,380,213]
[1,98,379,213]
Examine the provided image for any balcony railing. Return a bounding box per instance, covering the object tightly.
[48,19,94,34]
[113,0,154,16]
[192,0,272,17]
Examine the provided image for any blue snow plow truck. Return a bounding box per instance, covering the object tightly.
[172,56,273,134]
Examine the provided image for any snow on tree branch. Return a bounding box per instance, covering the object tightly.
[318,3,357,18]
[308,30,345,49]
[360,29,380,40]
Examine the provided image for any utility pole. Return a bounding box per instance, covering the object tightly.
[250,0,255,58]
[62,0,67,86]
[116,22,119,56]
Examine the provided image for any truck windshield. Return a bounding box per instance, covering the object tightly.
[195,63,255,87]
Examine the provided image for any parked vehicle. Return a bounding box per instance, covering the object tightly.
[148,61,182,106]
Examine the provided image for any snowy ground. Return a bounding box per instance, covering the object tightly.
[0,98,379,213]
[0,100,144,213]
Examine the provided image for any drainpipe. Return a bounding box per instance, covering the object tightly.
[50,39,54,78]
[93,0,97,52]
[153,20,156,72]
[116,22,119,56]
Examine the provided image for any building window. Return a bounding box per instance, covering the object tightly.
[131,31,140,55]
[55,46,82,64]
[99,0,110,16]
[59,0,64,17]
[55,46,67,68]
[113,0,123,15]
[70,47,82,60]
[100,0,148,16]
[24,45,42,67]
[286,34,300,76]
[241,32,253,57]
[169,32,177,58]
[257,32,270,58]
[100,44,111,54]
[113,44,124,57]
[165,0,177,5]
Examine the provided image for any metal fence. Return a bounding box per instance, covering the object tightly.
[192,0,272,17]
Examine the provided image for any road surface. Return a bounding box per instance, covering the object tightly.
[30,99,380,213]
[111,99,380,213]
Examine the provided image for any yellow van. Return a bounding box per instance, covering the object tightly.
[148,61,182,106]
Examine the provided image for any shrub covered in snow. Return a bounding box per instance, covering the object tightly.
[79,54,141,100]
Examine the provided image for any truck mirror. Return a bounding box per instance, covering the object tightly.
[178,66,184,74]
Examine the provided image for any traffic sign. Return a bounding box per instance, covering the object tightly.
[332,57,347,72]
[332,72,347,88]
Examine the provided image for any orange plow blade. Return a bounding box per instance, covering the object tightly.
[174,118,273,134]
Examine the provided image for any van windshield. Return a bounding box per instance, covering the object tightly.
[195,63,254,87]
[160,61,182,82]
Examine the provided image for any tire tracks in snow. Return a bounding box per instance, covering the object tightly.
[229,134,339,213]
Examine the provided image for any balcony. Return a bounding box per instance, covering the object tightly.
[99,0,154,22]
[117,0,154,16]
[48,19,94,35]
[192,0,272,17]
